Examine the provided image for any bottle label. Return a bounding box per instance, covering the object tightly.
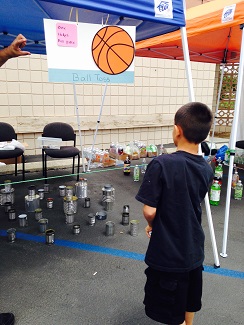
[210,189,220,202]
[133,168,140,181]
[124,164,130,173]
[214,170,223,178]
[234,189,243,199]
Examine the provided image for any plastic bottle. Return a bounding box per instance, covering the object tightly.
[232,168,239,189]
[234,180,243,200]
[210,180,221,206]
[214,161,223,179]
[133,165,140,182]
[141,158,147,174]
[160,144,168,155]
[224,148,230,164]
[123,156,131,176]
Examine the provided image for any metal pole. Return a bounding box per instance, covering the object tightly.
[73,83,86,173]
[181,26,220,267]
[87,83,108,172]
[221,24,244,257]
[210,64,226,153]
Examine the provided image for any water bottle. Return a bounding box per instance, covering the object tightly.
[159,144,168,155]
[141,158,147,174]
[133,165,140,182]
[234,180,243,200]
[232,170,239,189]
[123,156,131,176]
[210,180,221,206]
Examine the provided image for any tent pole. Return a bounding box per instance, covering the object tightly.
[87,83,108,172]
[180,27,195,102]
[73,83,86,173]
[181,26,220,268]
[221,24,244,257]
[210,64,226,152]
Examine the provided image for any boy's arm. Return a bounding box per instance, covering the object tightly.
[143,205,156,238]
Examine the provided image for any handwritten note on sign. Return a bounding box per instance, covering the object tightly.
[56,22,77,47]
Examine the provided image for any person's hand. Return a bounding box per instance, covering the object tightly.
[7,34,30,58]
[145,225,152,238]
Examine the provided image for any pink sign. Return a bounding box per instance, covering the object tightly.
[56,22,77,47]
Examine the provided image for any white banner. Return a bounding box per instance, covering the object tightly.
[44,19,135,84]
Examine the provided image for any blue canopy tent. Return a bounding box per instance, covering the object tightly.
[1,0,185,54]
[0,0,220,267]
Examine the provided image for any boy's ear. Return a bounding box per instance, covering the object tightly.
[174,124,182,137]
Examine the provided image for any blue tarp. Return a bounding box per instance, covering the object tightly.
[0,0,185,54]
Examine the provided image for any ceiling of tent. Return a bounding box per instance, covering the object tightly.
[136,0,244,64]
[0,0,185,55]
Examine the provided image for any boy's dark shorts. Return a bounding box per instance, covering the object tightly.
[144,265,203,325]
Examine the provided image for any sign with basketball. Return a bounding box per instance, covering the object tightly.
[44,19,135,84]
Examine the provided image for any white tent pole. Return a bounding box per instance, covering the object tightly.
[210,64,225,152]
[180,27,195,102]
[73,83,86,173]
[221,25,244,257]
[87,83,108,172]
[181,26,220,268]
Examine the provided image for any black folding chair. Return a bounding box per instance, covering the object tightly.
[42,122,80,182]
[0,122,25,180]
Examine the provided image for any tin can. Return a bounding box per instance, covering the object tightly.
[130,220,139,236]
[65,213,75,224]
[102,197,114,211]
[38,189,45,200]
[122,212,130,226]
[4,201,12,213]
[45,229,55,245]
[73,224,81,235]
[105,221,115,236]
[44,184,50,193]
[75,178,88,199]
[8,208,16,222]
[63,196,78,214]
[65,186,74,198]
[4,180,12,192]
[123,205,130,214]
[7,228,16,243]
[35,208,43,221]
[28,185,36,197]
[96,211,107,220]
[59,185,66,197]
[88,213,95,226]
[18,214,28,227]
[0,188,15,206]
[83,197,90,208]
[38,218,48,233]
[46,198,54,209]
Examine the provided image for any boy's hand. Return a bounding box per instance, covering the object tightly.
[145,225,152,238]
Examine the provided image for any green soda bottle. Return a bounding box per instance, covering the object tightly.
[210,180,221,206]
[214,162,223,179]
[234,180,243,200]
[133,165,140,182]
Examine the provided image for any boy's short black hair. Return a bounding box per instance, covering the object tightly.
[174,102,213,144]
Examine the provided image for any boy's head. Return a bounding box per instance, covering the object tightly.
[174,102,213,145]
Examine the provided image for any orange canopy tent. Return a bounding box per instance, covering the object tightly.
[136,0,244,64]
[136,0,244,259]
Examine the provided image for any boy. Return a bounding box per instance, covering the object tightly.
[135,102,214,325]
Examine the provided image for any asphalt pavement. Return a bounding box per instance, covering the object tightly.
[0,160,243,325]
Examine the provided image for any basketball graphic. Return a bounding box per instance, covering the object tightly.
[92,26,135,75]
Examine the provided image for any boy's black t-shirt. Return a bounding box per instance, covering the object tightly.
[135,151,214,273]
